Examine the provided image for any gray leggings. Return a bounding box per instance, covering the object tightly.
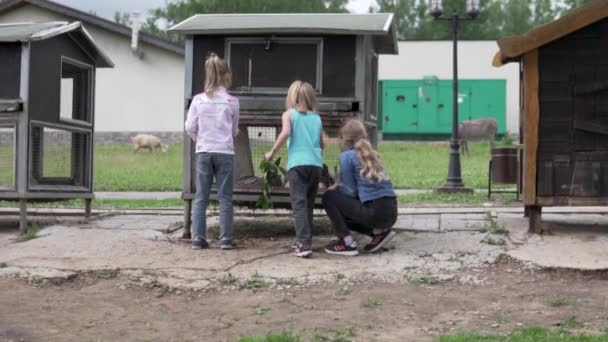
[288,165,321,244]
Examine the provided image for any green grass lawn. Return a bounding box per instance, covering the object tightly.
[93,140,507,192]
[95,144,183,191]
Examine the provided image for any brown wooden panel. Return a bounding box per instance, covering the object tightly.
[523,50,540,205]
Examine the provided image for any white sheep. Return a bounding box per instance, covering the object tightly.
[131,134,168,153]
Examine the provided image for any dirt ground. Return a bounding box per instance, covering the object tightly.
[1,258,607,342]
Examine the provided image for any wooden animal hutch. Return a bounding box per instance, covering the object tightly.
[493,0,608,232]
[169,13,398,237]
[0,22,113,233]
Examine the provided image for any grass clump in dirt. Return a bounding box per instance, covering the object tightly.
[481,235,507,246]
[235,329,301,342]
[481,213,509,235]
[495,313,510,324]
[0,262,7,268]
[221,273,239,286]
[312,327,355,342]
[241,273,267,290]
[18,225,39,242]
[408,275,441,285]
[360,298,383,308]
[439,326,608,341]
[559,315,583,330]
[550,297,576,307]
[255,305,271,316]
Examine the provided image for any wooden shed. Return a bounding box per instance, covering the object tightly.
[169,13,398,237]
[493,0,608,232]
[0,22,113,233]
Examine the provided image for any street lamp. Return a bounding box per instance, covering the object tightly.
[431,0,478,193]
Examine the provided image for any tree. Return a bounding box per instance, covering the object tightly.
[121,0,350,42]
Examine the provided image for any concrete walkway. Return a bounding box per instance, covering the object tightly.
[1,205,608,291]
[94,189,503,200]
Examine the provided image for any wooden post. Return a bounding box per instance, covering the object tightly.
[84,199,92,219]
[522,49,540,207]
[19,199,27,235]
[527,205,543,234]
[182,199,192,240]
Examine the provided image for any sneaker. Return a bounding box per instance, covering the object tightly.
[364,230,396,253]
[220,241,237,250]
[191,240,209,250]
[293,241,312,258]
[324,239,359,256]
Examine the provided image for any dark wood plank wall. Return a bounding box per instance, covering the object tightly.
[192,35,356,99]
[0,43,21,99]
[537,19,608,197]
[29,35,93,123]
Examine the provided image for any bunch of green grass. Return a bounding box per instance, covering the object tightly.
[439,326,608,342]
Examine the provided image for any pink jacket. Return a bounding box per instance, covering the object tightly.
[185,87,240,154]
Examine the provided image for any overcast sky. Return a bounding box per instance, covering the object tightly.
[53,0,377,21]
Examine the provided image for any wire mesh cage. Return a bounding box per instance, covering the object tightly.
[0,125,16,190]
[30,125,89,188]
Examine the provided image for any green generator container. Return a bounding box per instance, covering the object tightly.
[379,77,506,139]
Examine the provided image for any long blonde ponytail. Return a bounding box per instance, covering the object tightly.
[338,119,387,182]
[354,139,387,182]
[204,53,232,97]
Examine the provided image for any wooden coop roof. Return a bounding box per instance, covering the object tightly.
[169,13,399,54]
[0,21,114,67]
[493,0,608,66]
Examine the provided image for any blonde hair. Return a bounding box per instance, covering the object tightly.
[338,119,387,182]
[285,81,319,113]
[204,53,232,97]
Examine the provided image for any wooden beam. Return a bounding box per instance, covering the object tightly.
[523,50,539,206]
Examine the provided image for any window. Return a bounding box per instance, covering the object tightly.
[0,124,16,190]
[226,38,323,94]
[60,58,92,123]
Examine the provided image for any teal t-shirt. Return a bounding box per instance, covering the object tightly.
[287,108,323,170]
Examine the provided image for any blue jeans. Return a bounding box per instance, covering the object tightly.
[192,152,234,244]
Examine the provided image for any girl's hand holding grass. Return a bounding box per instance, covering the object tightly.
[264,151,274,161]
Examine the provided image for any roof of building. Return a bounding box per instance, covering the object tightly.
[169,13,398,54]
[493,0,607,66]
[0,21,113,67]
[0,0,184,55]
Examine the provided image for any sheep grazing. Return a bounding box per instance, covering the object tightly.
[131,134,168,153]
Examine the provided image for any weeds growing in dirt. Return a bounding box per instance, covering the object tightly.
[275,278,301,286]
[560,315,583,330]
[241,273,267,290]
[495,313,510,324]
[235,329,301,342]
[481,213,508,235]
[19,225,39,242]
[255,305,270,316]
[222,273,239,286]
[0,262,7,268]
[360,298,383,308]
[550,297,575,307]
[311,327,355,342]
[440,326,608,341]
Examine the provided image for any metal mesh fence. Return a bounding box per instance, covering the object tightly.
[0,126,15,189]
[30,126,89,187]
[245,126,340,180]
[41,128,73,178]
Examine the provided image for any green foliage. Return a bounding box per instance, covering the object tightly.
[241,273,267,290]
[360,298,383,308]
[312,327,355,342]
[20,225,39,242]
[236,329,301,342]
[550,297,576,307]
[440,326,608,341]
[256,159,281,209]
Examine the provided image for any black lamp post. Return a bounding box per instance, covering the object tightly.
[431,0,478,193]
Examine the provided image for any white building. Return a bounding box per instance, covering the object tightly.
[380,41,520,135]
[0,0,185,142]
